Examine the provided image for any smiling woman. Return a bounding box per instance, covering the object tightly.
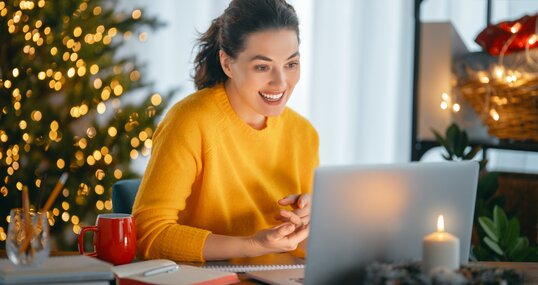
[132,0,319,262]
[220,29,301,129]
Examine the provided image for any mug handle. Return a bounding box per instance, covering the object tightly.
[78,226,98,257]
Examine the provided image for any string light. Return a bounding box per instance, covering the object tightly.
[0,0,163,249]
[489,109,500,121]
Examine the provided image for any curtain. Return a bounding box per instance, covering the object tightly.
[134,2,538,172]
[307,0,414,165]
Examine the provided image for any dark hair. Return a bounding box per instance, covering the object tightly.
[193,0,299,90]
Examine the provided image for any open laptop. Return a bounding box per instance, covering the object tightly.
[247,161,479,285]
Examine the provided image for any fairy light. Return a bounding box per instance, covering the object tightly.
[113,84,123,96]
[529,34,538,45]
[104,200,112,210]
[101,87,111,100]
[130,149,139,159]
[95,185,105,195]
[108,126,117,137]
[510,22,521,34]
[490,109,500,121]
[90,64,99,74]
[139,131,148,141]
[130,137,140,148]
[493,65,504,79]
[93,150,102,160]
[151,93,162,106]
[97,102,106,114]
[56,158,65,169]
[139,32,148,42]
[104,154,112,164]
[61,212,70,222]
[130,70,140,81]
[132,9,142,20]
[0,0,165,245]
[114,169,123,179]
[144,139,152,148]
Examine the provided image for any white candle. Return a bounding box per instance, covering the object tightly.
[422,215,460,274]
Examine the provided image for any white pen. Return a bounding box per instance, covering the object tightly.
[143,264,180,277]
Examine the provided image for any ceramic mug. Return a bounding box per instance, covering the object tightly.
[78,213,136,265]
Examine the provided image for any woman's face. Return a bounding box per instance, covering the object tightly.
[220,29,300,128]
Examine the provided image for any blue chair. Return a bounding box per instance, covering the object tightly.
[112,179,141,214]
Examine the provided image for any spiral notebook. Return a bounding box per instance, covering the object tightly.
[201,253,304,273]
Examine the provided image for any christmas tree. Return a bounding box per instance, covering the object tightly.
[0,0,169,250]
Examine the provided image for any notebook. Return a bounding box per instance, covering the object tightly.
[202,253,304,273]
[0,255,114,285]
[111,259,239,285]
[247,161,479,285]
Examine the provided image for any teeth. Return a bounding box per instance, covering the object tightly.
[260,92,284,101]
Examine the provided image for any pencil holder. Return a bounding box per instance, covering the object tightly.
[6,208,50,266]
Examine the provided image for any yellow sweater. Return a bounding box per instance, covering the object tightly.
[132,84,319,262]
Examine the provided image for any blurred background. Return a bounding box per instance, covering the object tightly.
[1,0,537,260]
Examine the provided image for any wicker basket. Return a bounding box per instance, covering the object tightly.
[454,51,538,142]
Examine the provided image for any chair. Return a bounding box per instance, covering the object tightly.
[111,179,141,214]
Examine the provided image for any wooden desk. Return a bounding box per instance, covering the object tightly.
[1,251,536,284]
[469,261,538,284]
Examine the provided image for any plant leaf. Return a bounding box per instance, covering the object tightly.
[508,237,529,261]
[504,218,520,248]
[478,216,499,242]
[446,124,459,156]
[493,206,508,242]
[484,236,504,256]
[432,128,453,159]
[463,146,482,160]
[454,129,467,157]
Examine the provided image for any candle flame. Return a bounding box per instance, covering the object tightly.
[437,215,445,232]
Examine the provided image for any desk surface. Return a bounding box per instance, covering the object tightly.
[0,250,536,284]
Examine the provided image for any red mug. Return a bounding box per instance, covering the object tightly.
[78,213,136,265]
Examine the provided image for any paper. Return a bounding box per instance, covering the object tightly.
[112,260,239,285]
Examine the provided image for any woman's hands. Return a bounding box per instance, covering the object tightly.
[203,194,312,260]
[277,194,311,227]
[247,222,309,255]
[245,194,312,256]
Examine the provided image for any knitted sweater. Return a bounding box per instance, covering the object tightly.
[132,84,319,262]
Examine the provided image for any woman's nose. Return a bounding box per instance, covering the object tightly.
[269,68,286,88]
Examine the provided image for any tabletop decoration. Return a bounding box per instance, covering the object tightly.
[361,261,523,285]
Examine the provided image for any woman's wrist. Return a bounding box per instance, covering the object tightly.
[242,235,267,258]
[203,233,264,260]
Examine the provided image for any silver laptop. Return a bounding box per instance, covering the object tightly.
[247,161,479,285]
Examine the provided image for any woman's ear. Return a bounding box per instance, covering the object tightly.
[219,50,233,78]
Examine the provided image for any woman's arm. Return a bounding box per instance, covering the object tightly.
[203,221,309,260]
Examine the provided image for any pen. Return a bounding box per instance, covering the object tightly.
[143,264,180,277]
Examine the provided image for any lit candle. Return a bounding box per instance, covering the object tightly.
[422,215,460,274]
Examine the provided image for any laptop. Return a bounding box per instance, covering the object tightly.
[247,161,479,285]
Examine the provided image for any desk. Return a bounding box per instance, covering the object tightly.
[1,251,536,284]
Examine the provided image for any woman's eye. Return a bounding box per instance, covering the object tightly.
[255,65,269,71]
[286,62,299,69]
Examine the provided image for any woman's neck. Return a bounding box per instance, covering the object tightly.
[224,81,267,130]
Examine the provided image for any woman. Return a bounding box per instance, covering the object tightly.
[133,0,319,262]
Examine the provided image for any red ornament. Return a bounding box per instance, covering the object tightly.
[475,14,538,56]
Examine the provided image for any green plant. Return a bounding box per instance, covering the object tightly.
[432,124,500,217]
[474,206,538,261]
[431,123,537,261]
